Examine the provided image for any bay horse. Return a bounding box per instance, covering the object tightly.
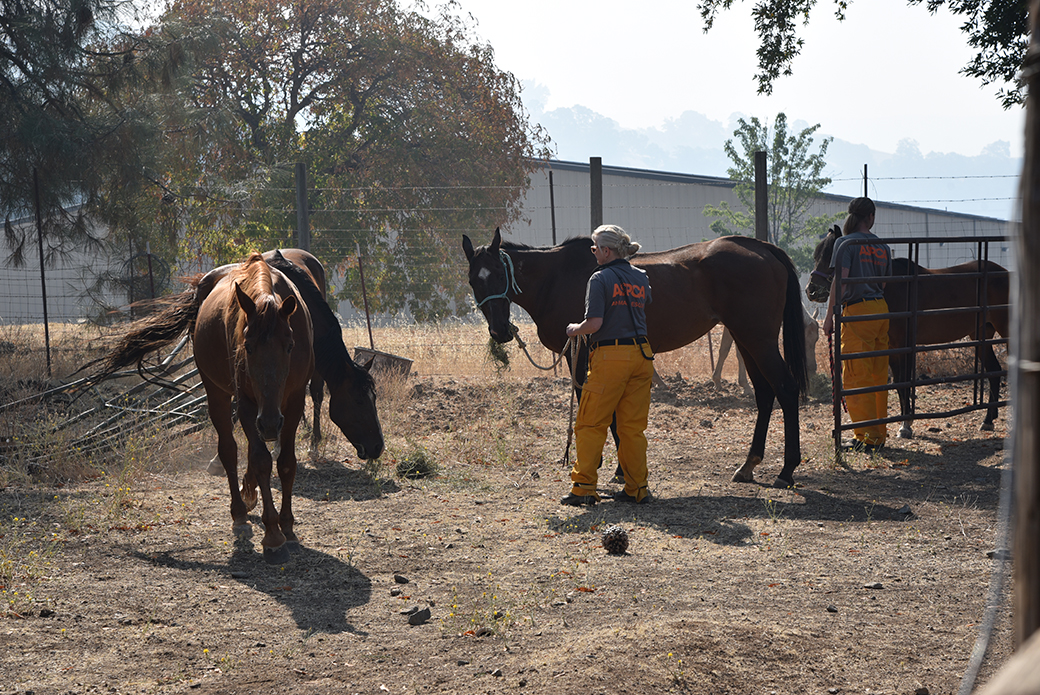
[200,249,384,461]
[805,225,1010,438]
[462,228,809,488]
[87,254,314,563]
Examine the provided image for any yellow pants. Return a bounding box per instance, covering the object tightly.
[571,343,654,501]
[841,299,890,445]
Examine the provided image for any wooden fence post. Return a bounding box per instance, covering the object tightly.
[590,157,603,231]
[1015,0,1040,649]
[754,151,768,242]
[296,162,310,252]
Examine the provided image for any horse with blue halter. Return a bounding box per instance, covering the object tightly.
[806,225,1010,438]
[463,228,810,488]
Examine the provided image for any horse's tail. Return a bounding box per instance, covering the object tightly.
[80,280,203,383]
[765,244,809,397]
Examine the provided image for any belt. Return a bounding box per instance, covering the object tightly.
[591,336,648,349]
[842,297,882,309]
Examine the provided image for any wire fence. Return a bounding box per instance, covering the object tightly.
[0,168,1017,335]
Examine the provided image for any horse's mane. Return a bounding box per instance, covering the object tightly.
[499,235,589,252]
[264,254,373,392]
[226,253,279,360]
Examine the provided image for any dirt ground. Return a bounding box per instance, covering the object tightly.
[0,369,1014,695]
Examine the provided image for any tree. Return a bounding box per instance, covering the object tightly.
[697,0,1029,107]
[0,0,179,267]
[149,0,551,320]
[704,113,840,272]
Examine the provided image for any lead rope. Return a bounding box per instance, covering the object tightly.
[560,335,585,464]
[507,323,584,464]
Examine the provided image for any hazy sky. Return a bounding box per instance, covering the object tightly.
[450,0,1025,158]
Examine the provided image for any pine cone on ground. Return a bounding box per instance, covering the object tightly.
[601,525,629,555]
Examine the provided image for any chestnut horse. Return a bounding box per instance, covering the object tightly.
[806,225,1010,438]
[199,249,384,461]
[87,254,315,563]
[462,229,809,488]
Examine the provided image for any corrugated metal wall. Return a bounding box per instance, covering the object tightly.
[499,160,1013,270]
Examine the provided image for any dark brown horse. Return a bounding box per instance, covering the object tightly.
[462,229,809,487]
[202,249,384,460]
[86,254,347,563]
[806,225,1010,438]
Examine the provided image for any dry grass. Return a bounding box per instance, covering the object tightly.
[340,320,743,384]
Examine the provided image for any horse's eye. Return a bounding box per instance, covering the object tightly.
[287,341,294,354]
[245,344,254,355]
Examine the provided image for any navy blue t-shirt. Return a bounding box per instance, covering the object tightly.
[584,259,652,343]
[830,231,892,304]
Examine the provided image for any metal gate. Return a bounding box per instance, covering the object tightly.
[829,235,1010,451]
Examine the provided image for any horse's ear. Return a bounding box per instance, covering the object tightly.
[361,355,376,372]
[279,294,298,319]
[462,234,475,261]
[233,281,257,319]
[490,227,502,254]
[831,224,842,237]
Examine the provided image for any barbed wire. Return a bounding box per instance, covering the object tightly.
[831,174,1019,182]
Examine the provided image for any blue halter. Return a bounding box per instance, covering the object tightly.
[476,250,522,306]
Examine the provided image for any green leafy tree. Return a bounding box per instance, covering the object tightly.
[149,0,551,320]
[0,0,180,268]
[697,0,1028,107]
[704,113,841,272]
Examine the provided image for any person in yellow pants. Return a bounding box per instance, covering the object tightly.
[840,298,890,446]
[563,224,655,506]
[823,197,893,453]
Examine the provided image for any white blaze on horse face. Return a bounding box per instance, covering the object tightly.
[477,267,491,282]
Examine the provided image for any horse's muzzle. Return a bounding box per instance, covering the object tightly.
[355,440,384,461]
[488,328,514,344]
[257,414,284,442]
[805,283,829,304]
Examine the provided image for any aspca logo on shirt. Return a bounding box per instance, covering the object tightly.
[611,281,646,309]
[858,244,889,269]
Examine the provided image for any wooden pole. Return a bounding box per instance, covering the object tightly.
[295,162,310,252]
[754,151,768,242]
[590,157,603,231]
[863,164,869,198]
[1014,0,1040,647]
[549,170,557,245]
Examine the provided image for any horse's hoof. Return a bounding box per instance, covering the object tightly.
[897,428,914,440]
[263,544,291,565]
[731,466,756,483]
[233,523,253,540]
[772,476,794,489]
[241,490,258,512]
[980,421,995,432]
[731,456,761,483]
